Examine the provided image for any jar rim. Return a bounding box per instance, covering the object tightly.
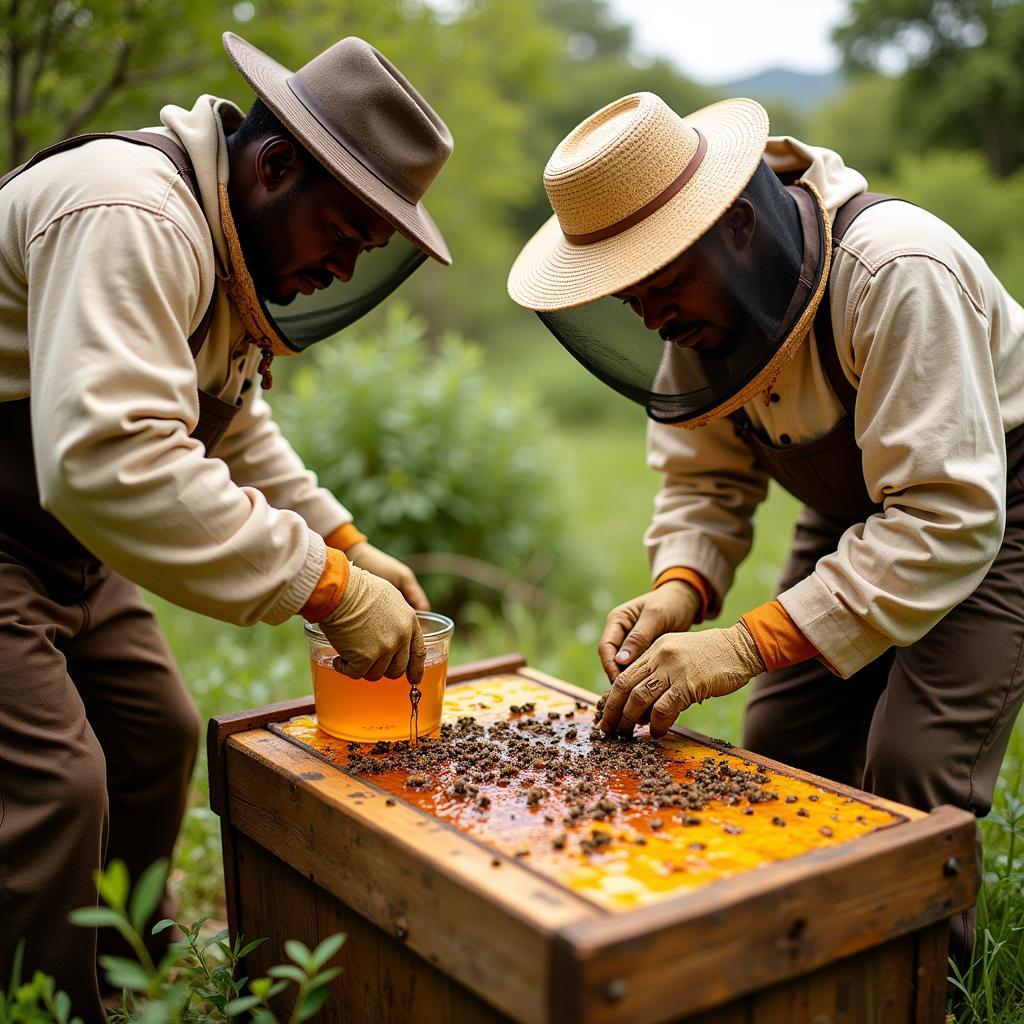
[304,610,454,643]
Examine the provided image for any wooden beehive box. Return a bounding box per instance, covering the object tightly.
[208,655,978,1023]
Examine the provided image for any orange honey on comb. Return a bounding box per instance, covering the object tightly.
[281,675,906,911]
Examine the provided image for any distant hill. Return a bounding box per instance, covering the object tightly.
[715,68,844,112]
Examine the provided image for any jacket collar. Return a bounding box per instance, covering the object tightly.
[763,135,868,219]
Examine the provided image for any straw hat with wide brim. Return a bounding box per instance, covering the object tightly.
[223,31,452,265]
[508,94,769,311]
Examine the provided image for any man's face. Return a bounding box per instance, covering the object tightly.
[613,202,755,356]
[614,246,738,355]
[234,145,396,305]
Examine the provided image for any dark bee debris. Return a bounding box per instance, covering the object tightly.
[343,706,779,837]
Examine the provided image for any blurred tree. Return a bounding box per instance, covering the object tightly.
[834,0,1024,176]
[0,0,566,337]
[513,0,715,238]
[0,0,228,168]
[808,72,902,178]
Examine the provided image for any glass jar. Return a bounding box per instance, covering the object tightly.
[304,611,454,743]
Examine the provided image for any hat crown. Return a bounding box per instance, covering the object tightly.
[292,37,453,202]
[544,92,702,238]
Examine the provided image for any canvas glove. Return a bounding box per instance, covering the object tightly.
[346,541,430,612]
[320,564,426,684]
[599,581,702,682]
[599,622,764,739]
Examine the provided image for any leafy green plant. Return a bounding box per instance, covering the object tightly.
[2,860,344,1024]
[0,942,81,1024]
[948,757,1024,1024]
[272,305,594,608]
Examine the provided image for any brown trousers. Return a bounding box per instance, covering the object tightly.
[0,559,199,1022]
[743,440,1024,964]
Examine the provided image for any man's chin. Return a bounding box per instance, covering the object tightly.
[699,328,744,361]
[258,279,298,307]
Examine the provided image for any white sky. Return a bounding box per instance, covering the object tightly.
[606,0,850,84]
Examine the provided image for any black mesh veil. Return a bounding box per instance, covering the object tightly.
[263,235,426,352]
[537,162,824,424]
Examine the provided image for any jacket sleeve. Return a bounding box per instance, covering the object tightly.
[26,202,325,625]
[213,382,355,539]
[645,413,770,613]
[778,256,1006,677]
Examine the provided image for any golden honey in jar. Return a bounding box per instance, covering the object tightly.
[304,611,454,743]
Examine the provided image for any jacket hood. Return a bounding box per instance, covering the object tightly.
[159,95,244,280]
[763,135,868,219]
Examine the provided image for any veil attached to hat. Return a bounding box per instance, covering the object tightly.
[264,237,426,352]
[535,163,831,428]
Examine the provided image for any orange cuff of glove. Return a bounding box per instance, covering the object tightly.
[652,567,715,624]
[300,547,351,623]
[740,600,818,673]
[325,522,367,552]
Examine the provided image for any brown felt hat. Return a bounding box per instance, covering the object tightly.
[223,31,453,264]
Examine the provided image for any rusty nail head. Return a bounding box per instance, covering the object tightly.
[944,857,960,877]
[603,979,628,1003]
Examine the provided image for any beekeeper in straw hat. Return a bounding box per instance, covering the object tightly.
[509,93,1024,959]
[0,31,451,1018]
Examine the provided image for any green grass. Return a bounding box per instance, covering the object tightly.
[154,415,1022,1021]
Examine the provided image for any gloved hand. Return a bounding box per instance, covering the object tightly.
[320,564,426,683]
[598,581,702,682]
[599,622,764,738]
[346,541,430,612]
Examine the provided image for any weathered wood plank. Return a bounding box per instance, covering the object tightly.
[913,922,950,1022]
[552,804,976,1024]
[225,731,600,1024]
[314,877,512,1024]
[234,832,322,1020]
[747,934,914,1023]
[208,696,315,814]
[674,999,751,1024]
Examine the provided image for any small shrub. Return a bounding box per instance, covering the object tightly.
[272,306,594,607]
[1,860,344,1024]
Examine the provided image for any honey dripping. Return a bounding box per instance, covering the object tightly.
[408,683,422,744]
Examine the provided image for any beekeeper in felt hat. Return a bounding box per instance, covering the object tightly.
[509,92,1024,961]
[0,31,451,1018]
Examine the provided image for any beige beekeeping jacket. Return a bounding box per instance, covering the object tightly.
[646,135,1024,678]
[0,95,357,625]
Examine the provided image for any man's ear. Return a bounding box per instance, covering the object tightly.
[722,198,757,252]
[254,136,303,193]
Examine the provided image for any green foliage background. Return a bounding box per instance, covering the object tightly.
[3,0,1024,1019]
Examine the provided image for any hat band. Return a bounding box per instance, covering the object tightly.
[286,74,422,204]
[562,128,708,246]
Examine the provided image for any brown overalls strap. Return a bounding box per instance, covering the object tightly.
[731,191,900,523]
[1,131,217,357]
